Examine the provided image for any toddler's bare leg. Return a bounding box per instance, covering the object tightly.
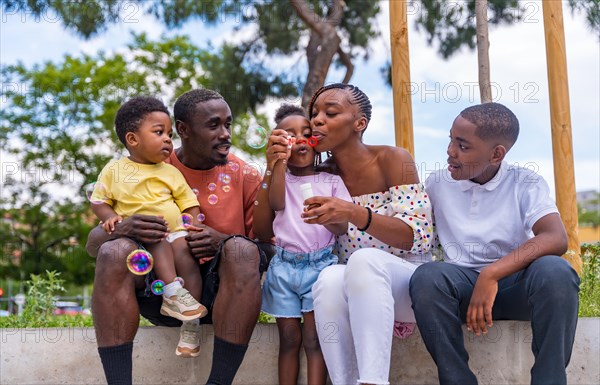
[146,240,176,283]
[171,237,202,301]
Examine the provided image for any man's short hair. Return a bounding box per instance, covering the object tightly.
[174,89,224,124]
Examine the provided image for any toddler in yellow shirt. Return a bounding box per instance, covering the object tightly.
[91,97,207,348]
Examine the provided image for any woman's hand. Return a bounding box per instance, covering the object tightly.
[301,196,354,226]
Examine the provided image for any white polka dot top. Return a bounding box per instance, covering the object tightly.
[335,183,434,264]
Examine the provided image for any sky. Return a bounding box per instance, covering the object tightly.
[1,1,599,198]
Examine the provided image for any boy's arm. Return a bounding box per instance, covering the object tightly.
[467,212,568,336]
[91,203,122,233]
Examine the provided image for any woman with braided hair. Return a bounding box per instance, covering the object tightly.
[298,83,434,384]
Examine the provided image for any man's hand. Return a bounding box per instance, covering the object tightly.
[466,270,498,336]
[86,214,168,258]
[111,214,168,244]
[185,224,228,260]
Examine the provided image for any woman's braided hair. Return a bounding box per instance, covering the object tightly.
[308,83,372,124]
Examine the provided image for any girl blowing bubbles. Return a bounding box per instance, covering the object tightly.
[253,104,352,385]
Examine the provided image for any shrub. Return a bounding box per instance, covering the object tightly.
[579,243,600,317]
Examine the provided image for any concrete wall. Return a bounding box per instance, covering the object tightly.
[1,319,598,384]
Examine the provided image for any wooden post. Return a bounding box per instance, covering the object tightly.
[542,1,582,273]
[389,0,414,156]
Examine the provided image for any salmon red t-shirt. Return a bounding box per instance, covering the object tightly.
[167,152,261,238]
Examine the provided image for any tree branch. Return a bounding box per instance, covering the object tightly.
[337,46,354,83]
[44,235,72,251]
[327,0,345,26]
[290,0,325,36]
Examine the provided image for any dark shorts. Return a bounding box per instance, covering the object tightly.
[136,235,269,327]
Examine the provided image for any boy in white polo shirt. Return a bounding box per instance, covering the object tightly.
[410,103,580,385]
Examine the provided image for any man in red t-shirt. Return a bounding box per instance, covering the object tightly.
[86,89,270,385]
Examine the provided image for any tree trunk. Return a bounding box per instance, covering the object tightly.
[290,0,353,109]
[475,0,492,103]
[301,28,341,108]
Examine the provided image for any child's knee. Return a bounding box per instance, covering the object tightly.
[528,256,580,300]
[409,263,448,302]
[278,323,302,350]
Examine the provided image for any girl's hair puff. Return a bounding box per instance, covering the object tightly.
[274,104,306,125]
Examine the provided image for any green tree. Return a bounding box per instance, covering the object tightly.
[384,0,599,84]
[1,0,382,108]
[0,34,296,283]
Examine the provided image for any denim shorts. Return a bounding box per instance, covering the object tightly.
[261,245,337,318]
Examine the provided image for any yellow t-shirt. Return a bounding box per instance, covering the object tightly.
[91,157,199,232]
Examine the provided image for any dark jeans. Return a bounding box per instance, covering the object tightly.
[409,256,580,385]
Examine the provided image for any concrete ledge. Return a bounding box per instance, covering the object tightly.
[1,319,598,384]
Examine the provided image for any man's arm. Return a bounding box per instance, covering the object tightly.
[466,213,568,335]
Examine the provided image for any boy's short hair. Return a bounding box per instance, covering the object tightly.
[114,96,170,147]
[174,89,224,124]
[460,102,520,147]
[274,104,306,125]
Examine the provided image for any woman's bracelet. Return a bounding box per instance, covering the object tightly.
[357,206,372,232]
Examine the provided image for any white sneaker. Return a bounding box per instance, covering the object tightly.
[176,321,201,358]
[160,288,208,321]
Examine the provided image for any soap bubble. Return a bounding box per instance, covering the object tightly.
[151,280,165,295]
[228,161,240,172]
[85,182,109,205]
[197,213,206,222]
[222,185,231,193]
[180,213,193,228]
[207,182,217,191]
[208,194,218,205]
[246,126,268,149]
[126,250,153,275]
